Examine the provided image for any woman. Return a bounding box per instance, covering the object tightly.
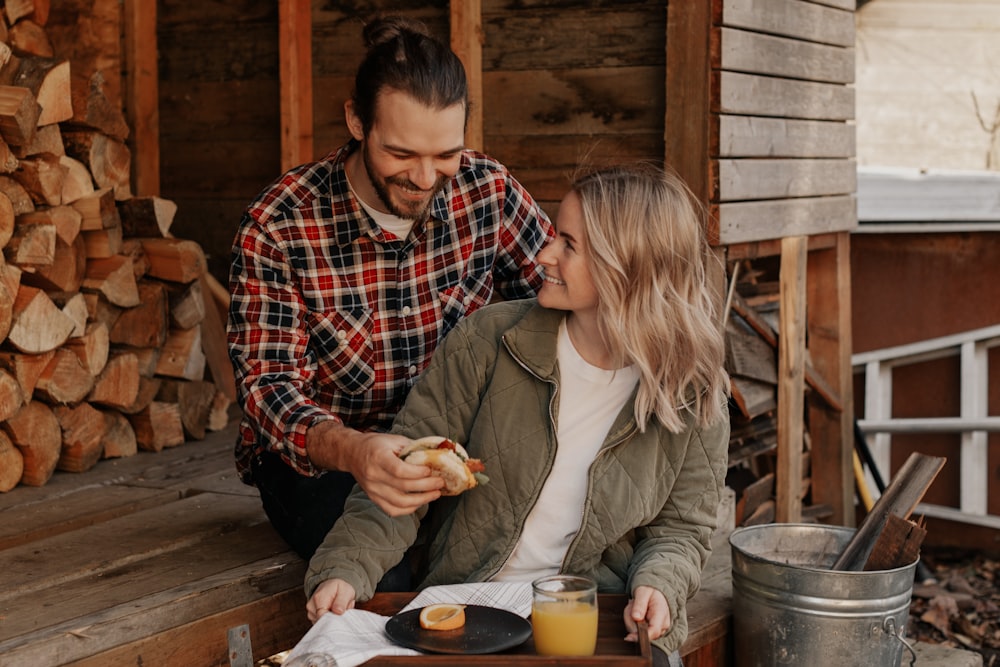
[304,163,731,660]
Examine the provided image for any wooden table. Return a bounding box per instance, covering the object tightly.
[356,593,652,666]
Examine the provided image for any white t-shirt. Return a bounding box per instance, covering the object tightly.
[492,319,639,582]
[348,171,416,240]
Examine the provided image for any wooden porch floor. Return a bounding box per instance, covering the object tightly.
[0,419,310,666]
[0,418,733,667]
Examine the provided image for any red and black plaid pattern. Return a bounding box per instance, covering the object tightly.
[228,143,553,482]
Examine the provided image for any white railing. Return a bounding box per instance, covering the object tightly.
[852,324,1000,527]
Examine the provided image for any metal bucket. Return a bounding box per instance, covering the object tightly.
[730,523,917,667]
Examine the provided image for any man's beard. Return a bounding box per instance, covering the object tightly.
[363,144,449,223]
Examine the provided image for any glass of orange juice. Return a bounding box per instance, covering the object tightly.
[531,574,599,656]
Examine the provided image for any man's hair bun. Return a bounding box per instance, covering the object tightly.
[362,16,431,50]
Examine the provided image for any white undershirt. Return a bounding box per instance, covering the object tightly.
[347,169,415,240]
[492,319,639,582]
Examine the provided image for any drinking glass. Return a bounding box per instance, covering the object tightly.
[531,574,599,656]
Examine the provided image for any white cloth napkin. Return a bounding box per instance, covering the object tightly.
[283,582,533,667]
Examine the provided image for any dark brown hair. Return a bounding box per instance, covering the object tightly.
[352,16,469,134]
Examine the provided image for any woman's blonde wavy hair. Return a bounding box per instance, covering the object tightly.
[570,162,729,432]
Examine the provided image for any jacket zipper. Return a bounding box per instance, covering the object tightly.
[483,334,561,580]
[490,333,639,579]
[560,422,638,572]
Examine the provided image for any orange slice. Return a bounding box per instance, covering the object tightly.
[418,603,466,631]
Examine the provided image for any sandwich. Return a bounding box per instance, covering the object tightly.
[398,436,488,496]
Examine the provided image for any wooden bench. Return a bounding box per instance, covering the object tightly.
[0,422,731,666]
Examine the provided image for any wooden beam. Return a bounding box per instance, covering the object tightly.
[776,235,807,523]
[722,0,855,47]
[807,231,855,525]
[665,0,714,217]
[718,195,856,244]
[68,588,311,667]
[123,0,160,196]
[450,0,483,152]
[725,231,838,261]
[279,0,313,171]
[718,71,855,121]
[719,115,856,159]
[719,26,854,84]
[717,158,856,202]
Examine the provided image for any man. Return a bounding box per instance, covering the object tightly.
[227,16,553,564]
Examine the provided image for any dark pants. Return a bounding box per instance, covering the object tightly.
[250,451,412,591]
[655,648,683,667]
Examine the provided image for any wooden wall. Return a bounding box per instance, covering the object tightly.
[156,2,859,264]
[311,1,667,210]
[667,0,857,245]
[157,1,282,284]
[852,231,1000,518]
[157,0,667,284]
[150,0,857,524]
[156,0,858,271]
[665,0,857,524]
[479,1,667,206]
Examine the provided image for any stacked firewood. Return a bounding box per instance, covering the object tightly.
[724,257,835,527]
[0,0,234,492]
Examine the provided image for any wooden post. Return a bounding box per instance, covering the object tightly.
[665,0,713,218]
[807,231,855,525]
[123,0,160,196]
[777,235,807,523]
[450,0,483,152]
[279,0,313,171]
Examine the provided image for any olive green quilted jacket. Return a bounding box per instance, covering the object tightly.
[305,299,730,654]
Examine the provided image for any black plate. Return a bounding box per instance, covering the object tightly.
[384,605,532,655]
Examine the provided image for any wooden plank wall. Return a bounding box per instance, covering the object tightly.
[151,0,860,281]
[666,0,857,524]
[479,0,666,210]
[713,0,857,245]
[152,1,669,281]
[156,1,282,284]
[149,0,857,522]
[307,1,667,217]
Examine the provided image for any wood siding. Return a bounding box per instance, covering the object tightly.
[151,0,856,524]
[713,0,858,244]
[851,231,1000,517]
[157,1,668,282]
[157,1,281,283]
[665,0,858,523]
[156,0,859,274]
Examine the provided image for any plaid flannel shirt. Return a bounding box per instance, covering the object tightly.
[228,142,553,483]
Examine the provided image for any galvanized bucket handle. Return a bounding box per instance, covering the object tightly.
[883,616,917,666]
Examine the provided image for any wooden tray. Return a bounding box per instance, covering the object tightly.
[358,593,651,666]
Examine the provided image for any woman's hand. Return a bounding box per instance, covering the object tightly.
[306,579,357,623]
[623,585,671,642]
